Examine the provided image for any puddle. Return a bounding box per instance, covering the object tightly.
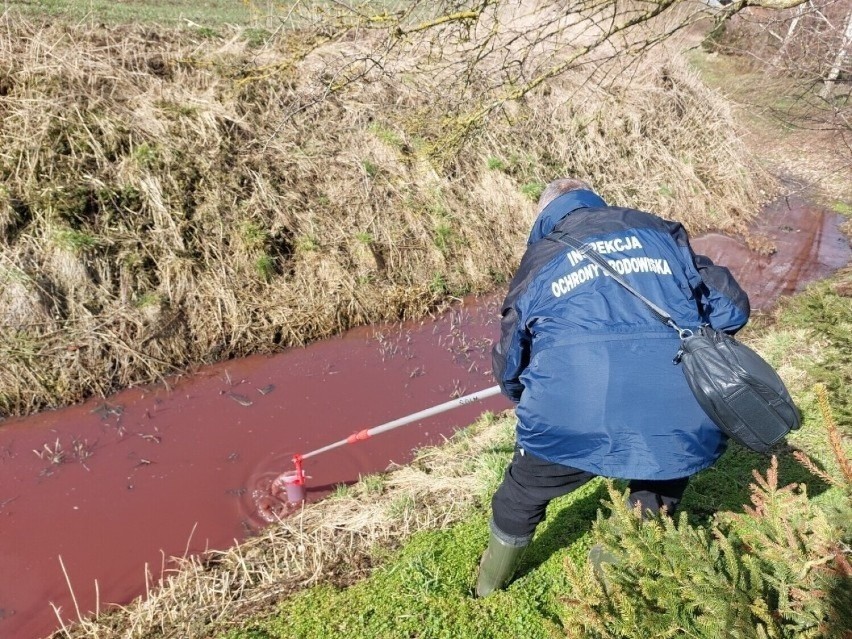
[0,193,848,639]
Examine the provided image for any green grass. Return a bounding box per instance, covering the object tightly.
[6,0,409,28]
[432,221,454,253]
[486,156,507,171]
[361,160,380,179]
[53,228,100,253]
[354,231,374,246]
[520,181,545,201]
[7,0,263,26]
[369,123,406,150]
[358,472,387,496]
[831,201,852,215]
[225,480,606,639]
[428,273,448,295]
[295,235,319,253]
[241,221,270,250]
[255,254,276,281]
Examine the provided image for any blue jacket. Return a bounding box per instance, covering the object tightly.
[492,190,750,479]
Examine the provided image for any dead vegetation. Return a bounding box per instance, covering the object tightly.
[0,2,771,417]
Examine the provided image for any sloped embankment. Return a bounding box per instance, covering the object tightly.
[0,7,771,416]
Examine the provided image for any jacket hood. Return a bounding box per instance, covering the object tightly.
[527,189,607,244]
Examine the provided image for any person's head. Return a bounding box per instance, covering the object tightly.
[537,178,593,213]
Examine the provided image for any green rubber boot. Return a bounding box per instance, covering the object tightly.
[475,523,528,597]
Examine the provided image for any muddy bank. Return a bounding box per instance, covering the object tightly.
[0,194,848,639]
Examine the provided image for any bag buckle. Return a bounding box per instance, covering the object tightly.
[669,321,692,364]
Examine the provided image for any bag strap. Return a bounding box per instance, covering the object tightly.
[547,230,692,338]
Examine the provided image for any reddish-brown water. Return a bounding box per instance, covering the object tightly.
[0,301,509,639]
[0,194,848,639]
[691,194,851,309]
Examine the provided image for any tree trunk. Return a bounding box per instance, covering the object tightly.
[771,2,806,66]
[820,6,852,99]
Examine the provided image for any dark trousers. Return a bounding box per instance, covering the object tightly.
[491,446,690,542]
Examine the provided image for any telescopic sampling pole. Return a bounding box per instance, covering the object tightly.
[289,385,503,496]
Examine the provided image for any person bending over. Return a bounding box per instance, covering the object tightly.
[476,178,749,596]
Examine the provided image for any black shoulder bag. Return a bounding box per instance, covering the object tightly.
[548,231,801,453]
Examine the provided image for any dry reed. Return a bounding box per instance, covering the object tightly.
[0,4,771,417]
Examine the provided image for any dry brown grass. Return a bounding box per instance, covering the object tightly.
[0,5,769,417]
[47,412,515,639]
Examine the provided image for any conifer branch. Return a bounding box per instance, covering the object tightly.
[793,384,852,491]
[815,384,852,486]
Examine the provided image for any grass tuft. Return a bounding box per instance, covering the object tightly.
[0,10,768,418]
